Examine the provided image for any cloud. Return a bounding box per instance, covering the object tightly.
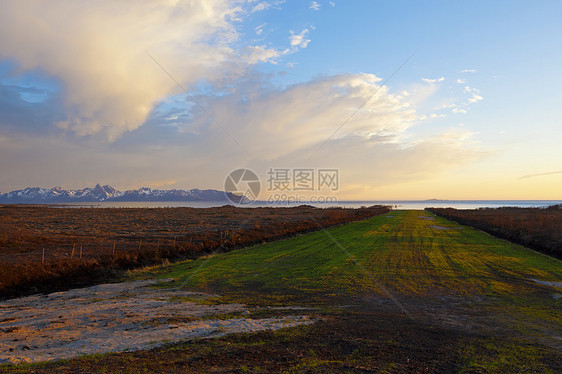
[456,79,466,84]
[174,73,484,191]
[0,81,64,134]
[430,82,482,116]
[251,0,285,13]
[251,1,271,12]
[461,69,477,73]
[242,45,287,64]
[183,73,416,158]
[310,1,321,10]
[0,1,279,141]
[330,1,336,7]
[435,103,457,110]
[467,94,483,103]
[0,3,486,196]
[463,86,480,94]
[289,29,311,49]
[421,77,445,84]
[0,72,485,195]
[288,130,483,194]
[418,113,446,120]
[518,171,562,180]
[255,23,266,35]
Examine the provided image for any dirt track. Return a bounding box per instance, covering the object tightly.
[0,279,313,365]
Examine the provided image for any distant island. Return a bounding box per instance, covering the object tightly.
[0,184,244,204]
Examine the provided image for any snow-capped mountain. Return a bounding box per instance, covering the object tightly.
[111,187,235,202]
[0,185,242,203]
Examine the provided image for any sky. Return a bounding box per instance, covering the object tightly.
[0,0,561,200]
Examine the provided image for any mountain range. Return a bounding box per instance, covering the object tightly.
[0,184,243,204]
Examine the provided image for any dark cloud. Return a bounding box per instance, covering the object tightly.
[0,82,64,134]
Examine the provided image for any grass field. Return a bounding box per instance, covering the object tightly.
[3,210,561,373]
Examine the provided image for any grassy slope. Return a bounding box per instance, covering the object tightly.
[4,211,562,373]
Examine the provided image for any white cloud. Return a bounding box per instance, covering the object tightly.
[429,81,482,115]
[310,1,321,10]
[176,74,480,195]
[421,77,445,84]
[330,1,336,7]
[461,69,477,73]
[184,73,412,158]
[464,86,480,94]
[251,0,285,13]
[255,23,266,35]
[181,73,482,173]
[251,1,270,12]
[242,45,287,64]
[0,1,280,141]
[456,79,466,84]
[289,29,311,49]
[468,94,483,103]
[435,103,458,110]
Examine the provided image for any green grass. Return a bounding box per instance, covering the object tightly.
[135,210,562,305]
[459,338,558,373]
[125,210,562,372]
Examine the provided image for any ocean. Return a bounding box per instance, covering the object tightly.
[47,200,562,209]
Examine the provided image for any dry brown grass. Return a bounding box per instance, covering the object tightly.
[0,205,390,298]
[428,206,562,259]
